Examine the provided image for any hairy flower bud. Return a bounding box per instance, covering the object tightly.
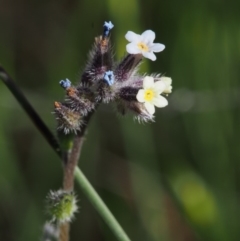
[118,86,138,101]
[46,190,78,224]
[114,54,142,82]
[65,86,95,115]
[81,23,114,85]
[117,99,154,123]
[54,102,82,134]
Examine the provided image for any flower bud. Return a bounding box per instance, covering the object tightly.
[117,99,154,123]
[65,86,95,116]
[118,86,138,101]
[46,190,78,224]
[54,102,82,134]
[114,54,142,82]
[81,22,114,85]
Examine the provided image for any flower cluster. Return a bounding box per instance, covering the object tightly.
[54,21,172,133]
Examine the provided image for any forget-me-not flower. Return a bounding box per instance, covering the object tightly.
[125,30,165,61]
[136,76,168,115]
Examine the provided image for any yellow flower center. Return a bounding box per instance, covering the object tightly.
[144,89,154,101]
[137,42,149,52]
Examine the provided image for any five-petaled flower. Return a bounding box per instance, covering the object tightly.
[136,76,168,115]
[125,30,165,61]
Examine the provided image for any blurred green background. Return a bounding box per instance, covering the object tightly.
[1,0,240,240]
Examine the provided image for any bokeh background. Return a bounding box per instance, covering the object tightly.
[1,0,240,240]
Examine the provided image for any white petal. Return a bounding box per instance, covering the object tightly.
[150,43,165,52]
[136,89,145,103]
[161,77,172,85]
[143,76,154,89]
[143,51,156,61]
[125,31,140,42]
[164,86,172,94]
[154,81,166,93]
[152,95,168,108]
[161,77,172,93]
[144,102,155,115]
[126,43,141,54]
[141,30,155,43]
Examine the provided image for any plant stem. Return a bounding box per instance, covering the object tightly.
[74,167,131,241]
[63,135,84,191]
[59,111,95,241]
[59,134,84,241]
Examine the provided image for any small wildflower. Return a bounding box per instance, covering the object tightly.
[103,71,114,85]
[125,30,165,61]
[136,76,168,115]
[160,77,172,94]
[103,21,114,37]
[46,190,78,224]
[59,79,71,89]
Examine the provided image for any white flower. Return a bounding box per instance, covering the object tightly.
[125,30,165,61]
[159,77,172,94]
[136,76,168,115]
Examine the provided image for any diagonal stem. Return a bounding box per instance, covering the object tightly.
[75,167,131,241]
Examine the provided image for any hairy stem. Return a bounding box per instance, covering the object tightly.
[59,135,84,241]
[63,135,84,191]
[59,110,95,241]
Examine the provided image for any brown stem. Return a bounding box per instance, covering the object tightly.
[59,224,70,241]
[59,110,96,241]
[59,134,83,241]
[63,135,84,191]
[59,134,84,241]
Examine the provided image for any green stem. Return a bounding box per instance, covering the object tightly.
[74,167,131,241]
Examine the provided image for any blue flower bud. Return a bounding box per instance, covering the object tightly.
[103,71,114,85]
[59,79,71,89]
[103,21,114,37]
